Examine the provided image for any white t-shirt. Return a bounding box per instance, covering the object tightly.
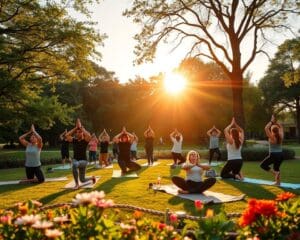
[227,142,242,160]
[184,165,203,182]
[130,141,137,151]
[171,136,183,153]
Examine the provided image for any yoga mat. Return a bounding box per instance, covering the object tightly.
[112,170,138,178]
[238,177,300,189]
[53,165,72,170]
[154,184,245,204]
[0,177,68,186]
[141,162,160,167]
[64,176,100,189]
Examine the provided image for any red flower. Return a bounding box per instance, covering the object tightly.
[158,222,166,230]
[194,200,203,210]
[170,213,177,223]
[276,192,296,201]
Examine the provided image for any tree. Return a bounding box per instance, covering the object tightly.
[0,0,104,139]
[124,0,299,127]
[259,38,300,142]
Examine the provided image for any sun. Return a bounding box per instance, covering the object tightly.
[164,72,187,94]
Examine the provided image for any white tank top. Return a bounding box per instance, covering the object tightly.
[227,142,242,160]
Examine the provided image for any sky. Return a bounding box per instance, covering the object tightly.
[82,0,297,84]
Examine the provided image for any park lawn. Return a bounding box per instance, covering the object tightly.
[0,159,299,217]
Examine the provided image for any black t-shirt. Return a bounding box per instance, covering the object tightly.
[145,137,154,148]
[73,138,88,160]
[100,141,109,153]
[118,142,131,159]
[60,139,69,153]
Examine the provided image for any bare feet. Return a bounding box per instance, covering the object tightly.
[74,185,79,190]
[275,172,280,185]
[234,174,242,180]
[178,189,189,194]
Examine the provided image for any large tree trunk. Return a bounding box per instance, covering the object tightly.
[296,96,300,143]
[230,72,245,129]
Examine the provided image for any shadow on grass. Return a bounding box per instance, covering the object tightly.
[39,189,71,205]
[0,183,35,194]
[92,163,148,194]
[221,179,277,199]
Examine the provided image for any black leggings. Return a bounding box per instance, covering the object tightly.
[209,148,221,163]
[172,152,185,165]
[220,159,243,179]
[145,146,154,164]
[25,166,45,183]
[172,176,216,193]
[260,152,283,172]
[118,156,141,173]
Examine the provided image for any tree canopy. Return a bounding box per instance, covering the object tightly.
[0,0,105,138]
[124,0,300,127]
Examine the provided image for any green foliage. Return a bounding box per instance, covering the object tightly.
[0,0,104,137]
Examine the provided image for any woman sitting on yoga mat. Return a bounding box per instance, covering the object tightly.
[114,127,141,175]
[172,150,216,194]
[19,124,45,183]
[260,115,284,185]
[221,117,244,180]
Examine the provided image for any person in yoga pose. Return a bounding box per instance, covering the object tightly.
[59,129,70,165]
[220,117,244,180]
[207,126,222,164]
[260,115,284,185]
[170,129,185,167]
[130,132,138,161]
[65,119,95,189]
[114,127,141,175]
[19,124,45,183]
[88,133,98,164]
[98,129,110,167]
[144,126,155,166]
[172,150,216,194]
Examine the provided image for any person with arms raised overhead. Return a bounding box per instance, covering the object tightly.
[19,124,45,183]
[260,115,284,185]
[220,118,244,180]
[144,126,155,166]
[170,129,185,167]
[207,125,222,165]
[65,119,95,189]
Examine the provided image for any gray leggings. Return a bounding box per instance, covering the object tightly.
[72,160,91,185]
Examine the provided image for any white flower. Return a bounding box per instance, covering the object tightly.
[32,220,53,229]
[89,190,105,200]
[53,215,69,223]
[14,214,41,225]
[72,192,95,206]
[45,229,63,238]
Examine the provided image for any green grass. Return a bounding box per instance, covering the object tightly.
[0,158,299,217]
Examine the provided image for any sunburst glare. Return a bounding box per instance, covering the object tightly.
[164,72,187,94]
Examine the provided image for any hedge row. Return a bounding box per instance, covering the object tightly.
[0,147,295,169]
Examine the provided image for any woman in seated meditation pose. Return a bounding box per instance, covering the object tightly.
[260,115,284,185]
[171,150,216,194]
[220,117,244,180]
[19,124,45,183]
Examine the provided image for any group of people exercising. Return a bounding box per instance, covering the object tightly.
[19,115,284,191]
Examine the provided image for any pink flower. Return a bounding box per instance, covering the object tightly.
[32,220,53,229]
[14,214,41,225]
[194,200,203,210]
[170,213,178,223]
[0,215,11,224]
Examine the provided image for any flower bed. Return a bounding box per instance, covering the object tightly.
[0,191,299,239]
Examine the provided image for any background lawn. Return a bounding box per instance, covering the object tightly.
[0,153,299,217]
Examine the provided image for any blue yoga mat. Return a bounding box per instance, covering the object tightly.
[237,177,300,189]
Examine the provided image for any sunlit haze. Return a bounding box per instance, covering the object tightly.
[164,72,187,94]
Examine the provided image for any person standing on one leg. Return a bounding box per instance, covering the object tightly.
[65,119,95,189]
[114,127,141,175]
[220,118,244,180]
[59,129,70,165]
[260,115,284,185]
[98,129,110,167]
[144,126,155,166]
[170,129,185,167]
[19,124,45,183]
[130,132,138,161]
[207,126,222,164]
[172,150,216,194]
